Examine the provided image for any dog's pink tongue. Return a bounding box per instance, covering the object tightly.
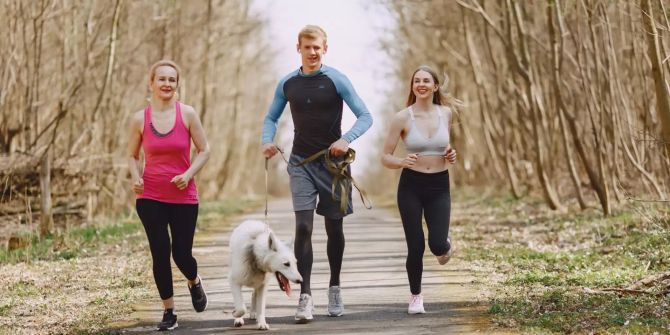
[281,275,292,297]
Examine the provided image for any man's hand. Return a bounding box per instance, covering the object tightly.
[262,143,279,158]
[329,138,349,157]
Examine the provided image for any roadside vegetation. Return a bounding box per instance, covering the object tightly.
[450,190,670,334]
[0,199,256,335]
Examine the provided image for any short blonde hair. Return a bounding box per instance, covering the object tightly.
[149,59,181,84]
[298,25,327,45]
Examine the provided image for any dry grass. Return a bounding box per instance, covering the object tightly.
[0,198,257,335]
[0,239,152,335]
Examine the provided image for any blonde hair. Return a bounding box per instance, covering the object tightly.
[298,25,327,45]
[149,59,181,84]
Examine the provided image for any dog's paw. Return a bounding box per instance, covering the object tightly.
[234,317,244,327]
[232,308,246,318]
[257,321,270,330]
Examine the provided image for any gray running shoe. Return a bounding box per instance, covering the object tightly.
[327,286,344,317]
[295,293,314,323]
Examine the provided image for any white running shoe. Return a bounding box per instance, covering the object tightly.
[408,294,425,314]
[437,237,454,265]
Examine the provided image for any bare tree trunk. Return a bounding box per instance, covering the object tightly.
[218,40,243,188]
[585,0,611,215]
[200,0,213,121]
[462,8,505,181]
[549,1,587,209]
[39,147,53,238]
[479,1,523,198]
[91,0,122,122]
[21,0,47,149]
[641,0,670,158]
[510,0,562,210]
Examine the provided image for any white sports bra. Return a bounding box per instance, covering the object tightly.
[403,106,450,156]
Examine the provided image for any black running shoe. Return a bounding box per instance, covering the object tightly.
[156,309,178,331]
[189,275,208,312]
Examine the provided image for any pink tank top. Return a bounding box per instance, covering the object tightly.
[138,102,198,204]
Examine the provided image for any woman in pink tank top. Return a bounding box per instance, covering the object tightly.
[127,60,210,331]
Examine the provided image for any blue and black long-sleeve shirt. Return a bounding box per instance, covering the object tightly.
[262,64,373,158]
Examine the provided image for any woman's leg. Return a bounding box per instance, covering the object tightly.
[136,199,174,303]
[424,171,452,260]
[424,189,451,257]
[169,203,199,281]
[397,175,426,296]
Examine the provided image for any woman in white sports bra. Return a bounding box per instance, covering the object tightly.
[381,65,458,315]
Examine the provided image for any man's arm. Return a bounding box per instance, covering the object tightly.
[261,80,289,146]
[328,68,373,144]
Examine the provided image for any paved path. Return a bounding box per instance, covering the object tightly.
[120,199,499,334]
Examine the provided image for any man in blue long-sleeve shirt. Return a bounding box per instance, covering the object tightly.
[261,25,372,323]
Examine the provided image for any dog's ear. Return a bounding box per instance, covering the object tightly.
[268,233,278,251]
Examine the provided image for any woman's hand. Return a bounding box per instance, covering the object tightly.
[445,148,457,164]
[402,153,419,168]
[171,173,191,190]
[133,178,144,195]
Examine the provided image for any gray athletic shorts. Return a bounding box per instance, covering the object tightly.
[287,153,353,219]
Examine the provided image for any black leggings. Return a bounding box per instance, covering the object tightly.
[136,199,199,300]
[294,210,345,295]
[397,168,451,295]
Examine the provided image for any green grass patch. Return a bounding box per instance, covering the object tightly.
[119,277,143,289]
[0,198,259,265]
[461,195,670,334]
[70,221,141,244]
[490,288,669,334]
[0,301,14,317]
[508,271,564,286]
[8,279,40,298]
[198,198,259,225]
[0,220,143,264]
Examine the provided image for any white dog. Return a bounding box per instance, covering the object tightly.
[229,219,303,330]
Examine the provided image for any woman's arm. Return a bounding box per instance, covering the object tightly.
[127,111,144,194]
[171,105,210,190]
[381,110,417,169]
[443,106,457,167]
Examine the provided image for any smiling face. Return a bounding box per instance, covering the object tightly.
[412,70,438,101]
[150,65,179,101]
[298,36,327,74]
